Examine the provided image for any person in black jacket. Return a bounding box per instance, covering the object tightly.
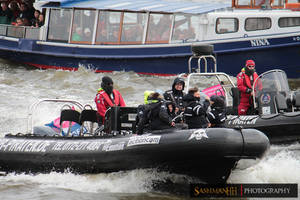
[183,87,210,129]
[136,92,175,135]
[164,77,186,113]
[207,95,226,128]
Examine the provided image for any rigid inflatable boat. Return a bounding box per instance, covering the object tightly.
[183,65,300,144]
[0,100,269,184]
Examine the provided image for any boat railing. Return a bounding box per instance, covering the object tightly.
[0,24,40,40]
[185,72,236,106]
[189,45,217,73]
[27,99,84,134]
[188,55,217,73]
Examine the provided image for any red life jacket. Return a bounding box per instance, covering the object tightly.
[97,89,122,106]
[245,72,258,88]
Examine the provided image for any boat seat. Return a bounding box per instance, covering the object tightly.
[79,109,98,135]
[59,109,81,136]
[275,93,288,113]
[293,92,300,108]
[230,87,240,115]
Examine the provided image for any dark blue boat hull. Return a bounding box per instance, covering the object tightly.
[0,35,299,78]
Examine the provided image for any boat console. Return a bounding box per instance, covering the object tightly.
[104,106,137,134]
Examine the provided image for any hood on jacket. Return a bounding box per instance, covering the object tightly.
[210,95,225,109]
[172,77,185,92]
[183,93,197,102]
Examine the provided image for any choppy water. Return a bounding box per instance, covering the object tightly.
[0,61,300,200]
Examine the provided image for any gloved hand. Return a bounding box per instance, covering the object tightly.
[246,88,252,94]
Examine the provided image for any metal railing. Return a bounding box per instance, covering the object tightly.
[27,99,84,134]
[0,24,40,40]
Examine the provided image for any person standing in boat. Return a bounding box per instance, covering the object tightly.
[183,87,210,129]
[237,59,259,115]
[207,95,226,128]
[136,92,175,135]
[95,76,126,125]
[164,77,186,114]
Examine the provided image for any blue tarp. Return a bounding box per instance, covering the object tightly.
[41,0,231,14]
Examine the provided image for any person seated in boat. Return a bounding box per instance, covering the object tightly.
[72,27,83,42]
[83,27,92,41]
[237,59,260,115]
[31,10,40,27]
[13,17,23,26]
[95,76,126,125]
[183,87,210,129]
[17,3,32,24]
[207,95,226,128]
[8,1,19,23]
[97,28,108,42]
[163,77,186,114]
[37,13,44,27]
[136,91,175,135]
[165,101,182,123]
[0,2,13,23]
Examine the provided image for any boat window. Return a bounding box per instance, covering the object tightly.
[121,12,146,44]
[96,11,122,44]
[236,0,251,6]
[7,26,25,38]
[0,25,7,36]
[70,9,96,44]
[146,13,172,43]
[254,0,267,7]
[25,27,40,39]
[47,9,72,42]
[216,18,238,34]
[272,0,285,7]
[171,14,198,42]
[234,0,284,8]
[278,17,300,27]
[245,17,271,31]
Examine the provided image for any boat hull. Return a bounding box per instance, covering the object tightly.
[0,35,299,78]
[0,128,269,183]
[225,112,300,144]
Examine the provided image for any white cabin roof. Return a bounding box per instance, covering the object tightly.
[39,0,231,14]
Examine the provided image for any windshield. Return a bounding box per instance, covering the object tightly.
[254,70,290,98]
[253,70,290,114]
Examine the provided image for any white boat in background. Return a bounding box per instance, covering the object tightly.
[0,0,299,78]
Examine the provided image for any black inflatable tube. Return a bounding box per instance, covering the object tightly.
[0,128,269,183]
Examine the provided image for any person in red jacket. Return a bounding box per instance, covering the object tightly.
[237,59,259,115]
[95,76,126,124]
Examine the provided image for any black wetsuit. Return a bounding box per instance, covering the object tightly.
[163,77,186,111]
[183,93,210,129]
[207,95,226,127]
[136,101,173,135]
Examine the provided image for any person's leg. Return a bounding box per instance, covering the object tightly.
[238,104,248,115]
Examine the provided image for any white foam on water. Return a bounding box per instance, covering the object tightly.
[1,169,192,194]
[229,148,300,183]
